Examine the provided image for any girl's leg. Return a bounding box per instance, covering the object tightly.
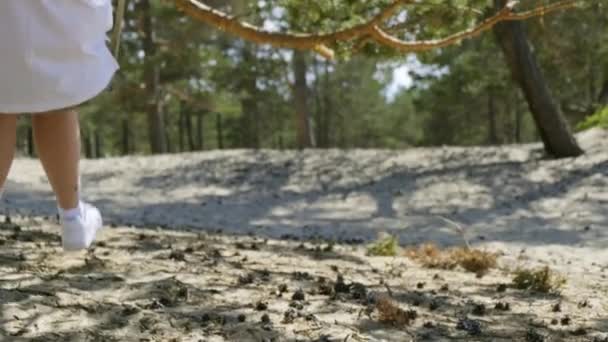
[31,109,80,210]
[0,114,18,195]
[32,108,102,251]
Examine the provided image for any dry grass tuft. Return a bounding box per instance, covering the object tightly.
[512,266,566,294]
[451,248,498,276]
[405,243,456,269]
[376,295,417,327]
[405,243,497,276]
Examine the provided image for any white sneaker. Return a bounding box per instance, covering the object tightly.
[61,202,103,251]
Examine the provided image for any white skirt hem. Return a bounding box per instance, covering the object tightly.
[0,0,118,114]
[0,63,118,114]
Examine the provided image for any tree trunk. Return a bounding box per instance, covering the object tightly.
[216,112,224,149]
[514,99,522,144]
[185,106,195,151]
[122,117,130,155]
[142,0,167,154]
[321,60,332,147]
[83,131,94,159]
[165,119,172,153]
[598,80,608,107]
[178,101,185,152]
[196,113,204,150]
[313,58,332,148]
[487,90,498,145]
[94,130,103,159]
[293,50,314,149]
[493,0,583,157]
[27,126,34,157]
[238,44,260,149]
[588,54,596,107]
[312,57,324,147]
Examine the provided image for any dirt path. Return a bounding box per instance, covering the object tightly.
[1,129,608,341]
[0,218,605,341]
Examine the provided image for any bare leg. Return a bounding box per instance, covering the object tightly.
[32,109,80,210]
[0,114,18,194]
[32,108,102,250]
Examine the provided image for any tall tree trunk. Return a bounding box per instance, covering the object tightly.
[312,57,324,147]
[240,96,260,148]
[598,80,608,107]
[27,126,34,157]
[599,59,608,107]
[216,112,224,149]
[122,117,130,155]
[321,60,332,148]
[514,98,522,143]
[185,106,195,151]
[238,44,260,149]
[178,101,185,152]
[83,131,94,159]
[588,54,596,107]
[142,0,167,154]
[487,90,498,145]
[165,117,172,153]
[94,130,103,159]
[293,50,314,148]
[493,0,583,157]
[196,113,204,150]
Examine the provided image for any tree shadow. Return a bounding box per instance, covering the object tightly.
[5,149,608,251]
[3,148,608,339]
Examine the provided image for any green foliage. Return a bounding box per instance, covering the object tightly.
[21,0,604,157]
[577,107,608,131]
[512,266,566,294]
[366,235,399,257]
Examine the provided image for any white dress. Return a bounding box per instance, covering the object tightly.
[0,0,119,114]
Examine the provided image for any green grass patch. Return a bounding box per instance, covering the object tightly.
[367,235,399,256]
[577,107,608,131]
[512,266,566,294]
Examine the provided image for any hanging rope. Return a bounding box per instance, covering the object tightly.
[111,0,128,59]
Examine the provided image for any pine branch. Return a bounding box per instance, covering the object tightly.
[170,0,583,58]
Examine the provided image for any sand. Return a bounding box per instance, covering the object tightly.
[1,128,608,341]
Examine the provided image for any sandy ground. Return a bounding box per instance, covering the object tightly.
[1,129,608,341]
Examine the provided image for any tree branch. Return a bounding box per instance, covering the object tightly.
[368,0,580,52]
[170,0,583,58]
[172,0,415,58]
